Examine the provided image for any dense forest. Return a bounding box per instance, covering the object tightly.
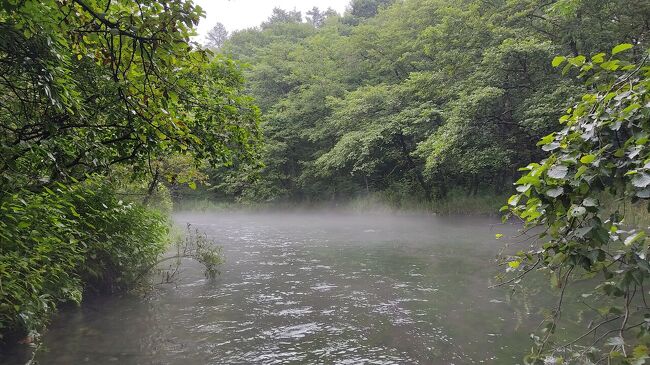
[2,0,650,364]
[205,0,650,208]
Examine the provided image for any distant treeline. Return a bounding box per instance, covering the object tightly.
[209,0,649,204]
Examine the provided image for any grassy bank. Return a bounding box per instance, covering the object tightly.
[173,191,508,216]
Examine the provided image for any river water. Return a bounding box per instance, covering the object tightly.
[21,211,542,364]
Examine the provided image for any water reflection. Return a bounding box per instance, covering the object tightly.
[18,212,539,364]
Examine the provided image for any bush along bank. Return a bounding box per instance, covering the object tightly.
[0,177,170,345]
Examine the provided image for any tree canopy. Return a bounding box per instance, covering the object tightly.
[0,0,260,341]
[0,0,260,191]
[214,0,648,205]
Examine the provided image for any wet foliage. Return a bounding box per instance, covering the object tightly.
[504,45,650,363]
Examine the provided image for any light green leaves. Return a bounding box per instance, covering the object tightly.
[552,56,566,67]
[568,55,586,67]
[579,154,596,164]
[591,53,605,64]
[612,43,633,55]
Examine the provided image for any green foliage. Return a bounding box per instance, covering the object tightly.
[0,178,168,340]
[0,0,261,343]
[215,0,648,205]
[74,181,170,294]
[504,45,650,363]
[0,0,260,189]
[173,225,223,279]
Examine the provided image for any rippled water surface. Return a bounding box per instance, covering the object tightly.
[21,212,540,364]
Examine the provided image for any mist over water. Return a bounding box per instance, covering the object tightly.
[25,211,540,364]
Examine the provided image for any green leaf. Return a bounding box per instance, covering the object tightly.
[583,197,598,207]
[548,165,568,179]
[550,252,567,265]
[188,181,197,190]
[551,56,566,67]
[611,43,633,55]
[632,173,650,188]
[568,55,586,66]
[546,187,564,198]
[537,133,556,146]
[580,154,596,164]
[591,53,605,64]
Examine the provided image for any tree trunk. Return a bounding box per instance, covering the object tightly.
[396,133,432,202]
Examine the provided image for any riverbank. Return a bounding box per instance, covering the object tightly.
[173,192,508,216]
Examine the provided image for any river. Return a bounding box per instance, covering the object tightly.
[16,211,542,364]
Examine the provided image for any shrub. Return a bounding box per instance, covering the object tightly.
[0,178,169,342]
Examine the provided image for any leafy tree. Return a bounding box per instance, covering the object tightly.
[214,0,648,210]
[0,0,260,341]
[504,45,650,363]
[0,0,260,191]
[262,7,302,28]
[343,0,395,25]
[306,7,338,28]
[206,22,228,49]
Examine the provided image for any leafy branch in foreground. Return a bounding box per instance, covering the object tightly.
[502,44,650,364]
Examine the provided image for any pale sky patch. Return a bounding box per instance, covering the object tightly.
[193,0,350,44]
